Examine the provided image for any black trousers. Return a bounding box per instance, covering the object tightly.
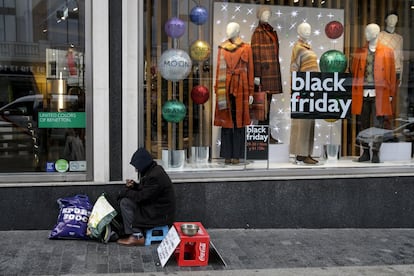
[358,96,384,151]
[119,197,143,235]
[220,95,245,159]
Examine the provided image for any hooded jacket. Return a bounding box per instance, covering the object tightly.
[119,148,176,228]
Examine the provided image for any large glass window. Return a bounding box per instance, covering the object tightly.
[0,0,85,173]
[143,0,413,173]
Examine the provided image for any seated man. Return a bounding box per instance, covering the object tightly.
[117,147,176,246]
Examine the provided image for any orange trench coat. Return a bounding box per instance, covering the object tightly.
[351,42,396,116]
[214,39,254,129]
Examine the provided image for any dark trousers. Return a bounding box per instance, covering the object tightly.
[119,197,143,235]
[220,95,245,159]
[358,97,384,151]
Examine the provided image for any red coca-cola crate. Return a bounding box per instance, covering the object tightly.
[173,222,210,266]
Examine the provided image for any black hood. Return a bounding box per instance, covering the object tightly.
[130,148,154,172]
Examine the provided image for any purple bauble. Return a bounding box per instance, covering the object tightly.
[165,17,185,38]
[189,6,208,25]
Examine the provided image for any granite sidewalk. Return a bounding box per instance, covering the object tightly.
[1,228,414,275]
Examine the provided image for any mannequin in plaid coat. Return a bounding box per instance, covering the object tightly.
[251,6,283,122]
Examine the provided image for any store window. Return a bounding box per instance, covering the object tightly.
[143,0,413,172]
[0,0,85,173]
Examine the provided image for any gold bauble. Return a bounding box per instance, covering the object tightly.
[190,40,211,62]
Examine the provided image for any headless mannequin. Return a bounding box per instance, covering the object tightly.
[226,23,254,105]
[290,22,318,165]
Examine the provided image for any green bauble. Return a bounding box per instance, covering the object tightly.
[162,100,187,123]
[320,50,347,73]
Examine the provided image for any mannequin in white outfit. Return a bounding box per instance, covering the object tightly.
[378,13,403,83]
[378,13,402,125]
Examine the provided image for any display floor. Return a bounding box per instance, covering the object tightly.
[161,156,414,172]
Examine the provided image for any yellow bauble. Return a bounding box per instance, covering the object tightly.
[190,40,211,62]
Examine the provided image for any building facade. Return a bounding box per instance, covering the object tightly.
[1,0,414,230]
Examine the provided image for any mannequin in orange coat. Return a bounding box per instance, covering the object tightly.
[214,22,254,165]
[351,23,396,163]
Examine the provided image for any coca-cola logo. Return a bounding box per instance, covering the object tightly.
[198,242,207,261]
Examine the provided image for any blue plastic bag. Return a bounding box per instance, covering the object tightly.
[49,194,93,239]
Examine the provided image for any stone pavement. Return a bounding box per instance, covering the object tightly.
[1,228,414,275]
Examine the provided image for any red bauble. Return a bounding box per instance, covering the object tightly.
[191,85,209,104]
[325,21,344,39]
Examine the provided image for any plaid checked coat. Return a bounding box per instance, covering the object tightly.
[251,22,283,94]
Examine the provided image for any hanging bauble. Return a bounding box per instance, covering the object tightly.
[162,100,187,123]
[325,20,344,39]
[319,50,347,73]
[190,40,211,62]
[191,85,209,104]
[165,17,186,38]
[189,6,208,25]
[158,49,192,81]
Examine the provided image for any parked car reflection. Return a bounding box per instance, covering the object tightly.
[0,94,84,172]
[357,120,414,157]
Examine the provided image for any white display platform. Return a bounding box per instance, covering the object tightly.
[380,142,412,161]
[269,143,290,163]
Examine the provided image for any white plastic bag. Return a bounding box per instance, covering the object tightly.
[87,193,117,239]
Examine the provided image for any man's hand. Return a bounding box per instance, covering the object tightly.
[126,179,135,188]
